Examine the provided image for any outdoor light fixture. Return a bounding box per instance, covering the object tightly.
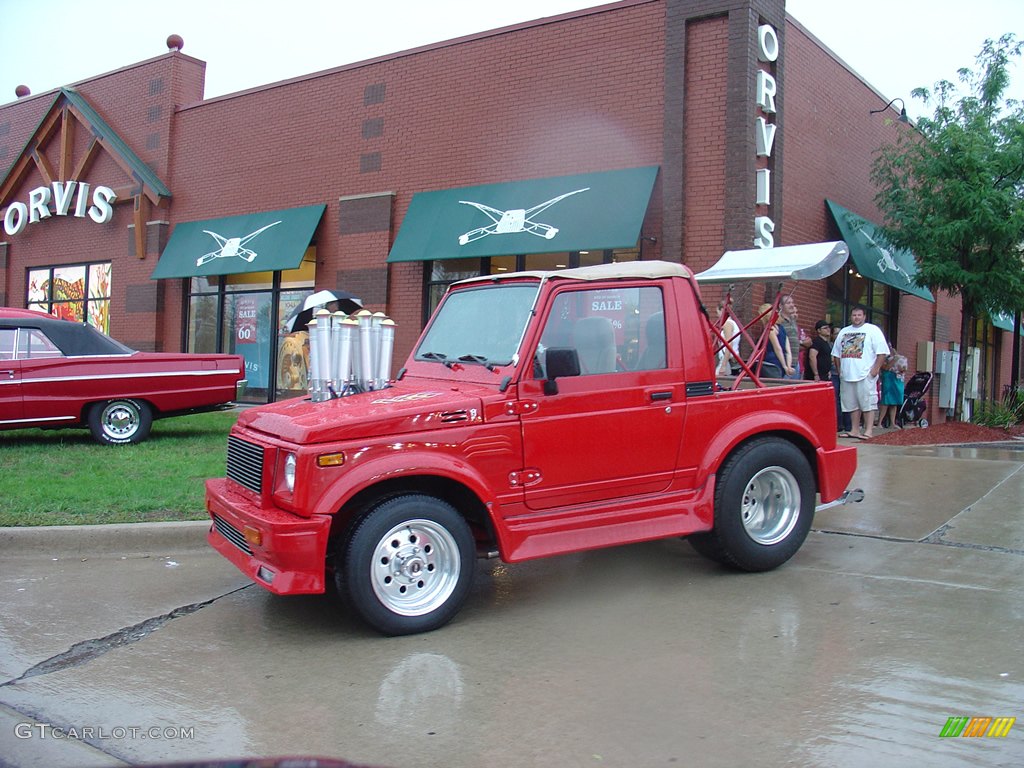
[870,97,910,123]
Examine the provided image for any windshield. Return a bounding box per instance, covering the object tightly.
[415,283,539,367]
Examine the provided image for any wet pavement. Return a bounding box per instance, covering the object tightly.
[1,442,1022,768]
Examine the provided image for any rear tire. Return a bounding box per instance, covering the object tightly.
[88,399,152,445]
[689,437,815,571]
[337,494,476,636]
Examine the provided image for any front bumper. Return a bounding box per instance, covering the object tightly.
[206,477,332,594]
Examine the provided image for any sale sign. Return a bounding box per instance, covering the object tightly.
[236,297,257,344]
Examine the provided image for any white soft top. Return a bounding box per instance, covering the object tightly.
[454,260,692,286]
[694,241,849,283]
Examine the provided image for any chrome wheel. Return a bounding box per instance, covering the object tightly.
[101,401,142,440]
[740,465,801,546]
[694,437,814,572]
[370,518,462,617]
[89,399,152,444]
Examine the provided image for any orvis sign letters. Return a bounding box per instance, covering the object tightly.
[2,181,117,236]
[753,23,778,249]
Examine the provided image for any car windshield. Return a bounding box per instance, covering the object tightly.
[415,283,539,367]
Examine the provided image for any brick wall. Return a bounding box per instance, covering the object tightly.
[165,1,666,361]
[682,16,728,270]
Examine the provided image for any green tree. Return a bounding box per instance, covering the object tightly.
[872,34,1024,420]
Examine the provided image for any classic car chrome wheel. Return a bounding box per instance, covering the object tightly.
[88,399,153,445]
[338,494,475,635]
[689,437,814,572]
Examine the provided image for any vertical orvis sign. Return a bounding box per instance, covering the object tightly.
[754,23,778,249]
[2,181,117,236]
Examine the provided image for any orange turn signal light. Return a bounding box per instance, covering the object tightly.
[317,452,346,467]
[243,526,263,547]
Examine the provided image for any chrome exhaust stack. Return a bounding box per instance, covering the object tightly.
[308,308,395,400]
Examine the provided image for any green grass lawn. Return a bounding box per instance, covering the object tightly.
[0,411,239,527]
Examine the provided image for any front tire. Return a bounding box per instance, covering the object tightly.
[337,494,476,636]
[88,399,153,445]
[689,437,815,571]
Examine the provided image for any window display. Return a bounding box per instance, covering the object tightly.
[26,262,112,333]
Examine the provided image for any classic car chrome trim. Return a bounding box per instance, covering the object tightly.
[0,415,76,425]
[14,369,243,385]
[61,354,135,359]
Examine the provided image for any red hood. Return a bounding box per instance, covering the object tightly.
[236,379,491,444]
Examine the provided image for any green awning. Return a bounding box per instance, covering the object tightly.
[151,203,325,279]
[387,166,659,263]
[826,199,934,302]
[991,312,1017,333]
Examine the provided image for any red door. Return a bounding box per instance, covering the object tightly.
[517,285,685,511]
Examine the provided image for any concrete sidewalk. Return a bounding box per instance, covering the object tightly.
[0,520,210,557]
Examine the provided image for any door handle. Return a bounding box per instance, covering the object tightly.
[649,391,672,402]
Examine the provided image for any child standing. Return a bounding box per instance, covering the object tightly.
[878,347,908,428]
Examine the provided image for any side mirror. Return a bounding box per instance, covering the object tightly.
[543,347,580,395]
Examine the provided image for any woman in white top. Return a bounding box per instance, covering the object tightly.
[715,300,742,376]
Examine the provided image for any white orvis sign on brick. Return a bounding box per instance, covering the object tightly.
[2,181,117,236]
[754,23,778,249]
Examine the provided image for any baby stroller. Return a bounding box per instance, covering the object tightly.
[897,371,933,428]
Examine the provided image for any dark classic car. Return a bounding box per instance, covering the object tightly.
[0,308,246,445]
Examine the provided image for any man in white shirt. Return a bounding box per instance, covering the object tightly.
[831,304,889,439]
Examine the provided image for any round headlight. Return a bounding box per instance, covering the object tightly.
[284,453,297,493]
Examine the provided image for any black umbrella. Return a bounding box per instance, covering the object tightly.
[284,289,363,332]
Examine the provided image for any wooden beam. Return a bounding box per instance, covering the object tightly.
[71,137,98,180]
[111,185,138,202]
[59,106,74,182]
[133,194,148,258]
[34,108,63,145]
[0,152,35,203]
[31,148,55,187]
[0,100,65,202]
[66,104,168,207]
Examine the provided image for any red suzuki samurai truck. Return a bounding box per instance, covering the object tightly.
[206,244,859,635]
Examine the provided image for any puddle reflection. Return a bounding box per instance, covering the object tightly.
[375,652,464,730]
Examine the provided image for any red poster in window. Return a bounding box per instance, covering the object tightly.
[236,297,257,344]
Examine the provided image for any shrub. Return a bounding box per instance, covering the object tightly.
[972,400,1018,429]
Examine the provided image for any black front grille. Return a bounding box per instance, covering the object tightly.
[212,515,253,555]
[226,436,263,493]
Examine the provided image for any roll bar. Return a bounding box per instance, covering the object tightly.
[695,241,849,390]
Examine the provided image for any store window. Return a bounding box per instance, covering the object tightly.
[825,262,898,342]
[971,318,998,402]
[423,247,641,322]
[26,262,112,333]
[186,249,316,404]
